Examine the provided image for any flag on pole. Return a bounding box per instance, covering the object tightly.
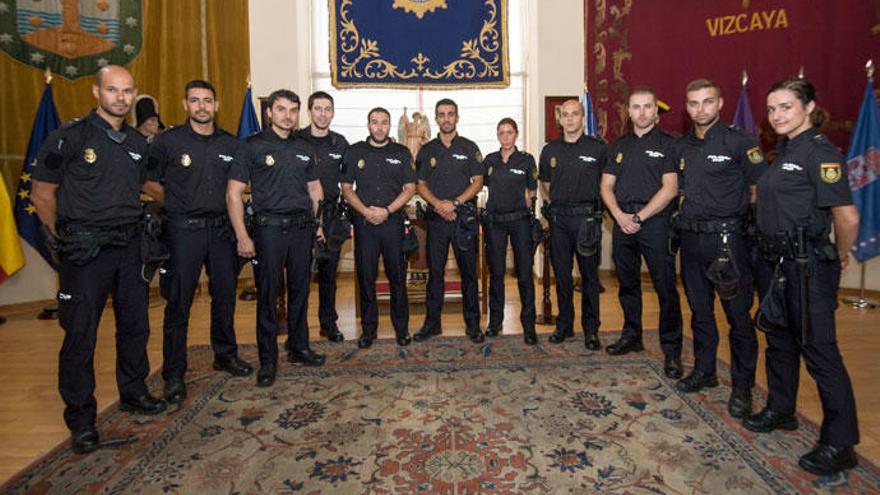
[583,89,599,137]
[847,77,880,262]
[732,83,757,135]
[237,85,260,140]
[0,178,25,283]
[13,82,60,271]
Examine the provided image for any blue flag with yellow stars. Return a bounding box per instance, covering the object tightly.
[847,78,880,263]
[14,82,60,271]
[329,0,509,88]
[237,86,260,141]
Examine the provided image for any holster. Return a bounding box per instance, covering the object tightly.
[576,215,602,257]
[403,218,419,256]
[140,207,170,283]
[454,202,479,252]
[667,209,681,256]
[755,259,788,333]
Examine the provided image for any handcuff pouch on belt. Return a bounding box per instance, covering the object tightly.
[705,231,741,301]
[755,256,788,333]
[454,202,479,252]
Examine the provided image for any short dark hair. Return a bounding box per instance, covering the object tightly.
[308,91,334,110]
[496,117,518,133]
[768,77,816,106]
[367,107,390,121]
[685,78,721,96]
[184,79,216,98]
[628,85,656,103]
[435,98,458,115]
[267,89,300,108]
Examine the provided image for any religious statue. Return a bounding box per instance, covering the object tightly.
[398,107,431,160]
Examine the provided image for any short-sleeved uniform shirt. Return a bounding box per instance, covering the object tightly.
[228,128,317,215]
[34,110,148,228]
[483,149,537,214]
[416,135,483,199]
[295,128,349,204]
[675,122,767,221]
[146,121,239,218]
[756,127,852,236]
[604,126,677,205]
[341,140,415,207]
[538,134,606,205]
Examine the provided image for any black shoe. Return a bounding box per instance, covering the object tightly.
[413,325,441,342]
[256,365,276,387]
[71,428,99,454]
[288,348,326,367]
[548,328,572,344]
[584,333,601,350]
[466,327,485,344]
[798,444,858,476]
[485,325,501,338]
[743,407,799,433]
[320,324,344,343]
[728,387,753,419]
[676,370,719,393]
[164,378,187,405]
[396,334,412,346]
[605,336,644,355]
[120,393,167,415]
[663,355,683,379]
[213,357,254,377]
[523,328,538,346]
[358,336,374,349]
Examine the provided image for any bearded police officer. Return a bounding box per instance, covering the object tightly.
[674,79,767,419]
[295,91,349,343]
[227,89,325,388]
[538,99,604,350]
[31,65,166,455]
[601,87,683,378]
[341,107,417,348]
[144,80,253,406]
[413,99,485,343]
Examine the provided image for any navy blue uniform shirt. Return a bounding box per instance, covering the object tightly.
[416,135,483,199]
[483,149,537,214]
[295,128,349,204]
[538,134,606,205]
[604,126,677,205]
[341,140,416,207]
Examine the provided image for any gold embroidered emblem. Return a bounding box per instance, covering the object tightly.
[265,154,275,166]
[532,167,539,180]
[679,158,686,170]
[550,156,557,168]
[820,162,841,183]
[392,0,447,19]
[357,158,366,170]
[487,166,493,176]
[83,148,97,164]
[616,152,623,164]
[747,146,764,164]
[430,156,437,168]
[180,153,192,167]
[475,150,483,163]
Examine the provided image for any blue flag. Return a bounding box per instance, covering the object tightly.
[583,90,599,137]
[13,83,60,270]
[732,84,757,135]
[847,79,880,263]
[237,86,260,140]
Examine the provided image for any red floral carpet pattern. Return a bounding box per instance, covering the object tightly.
[3,334,879,494]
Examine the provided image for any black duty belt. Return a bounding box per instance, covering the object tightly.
[618,201,647,214]
[679,217,742,234]
[485,209,531,223]
[60,222,139,238]
[757,232,836,260]
[256,211,313,228]
[547,203,599,217]
[168,214,228,230]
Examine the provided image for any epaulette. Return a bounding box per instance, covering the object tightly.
[58,116,85,131]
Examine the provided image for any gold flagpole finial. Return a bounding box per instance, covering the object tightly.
[798,65,805,79]
[44,66,53,84]
[741,69,748,87]
[246,74,252,88]
[867,59,875,80]
[584,82,589,93]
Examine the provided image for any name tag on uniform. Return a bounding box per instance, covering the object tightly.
[452,154,468,160]
[644,150,664,158]
[386,158,401,165]
[578,155,597,163]
[707,154,732,163]
[780,162,803,172]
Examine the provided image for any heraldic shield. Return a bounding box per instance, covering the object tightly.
[0,0,143,79]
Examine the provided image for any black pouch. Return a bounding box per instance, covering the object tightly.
[454,204,479,252]
[576,217,600,257]
[140,209,169,283]
[755,260,788,333]
[60,232,102,266]
[403,219,419,256]
[667,210,681,256]
[706,246,740,301]
[530,216,546,256]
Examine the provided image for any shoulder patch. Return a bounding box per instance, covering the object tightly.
[475,150,483,163]
[615,152,623,164]
[820,162,842,183]
[747,146,764,164]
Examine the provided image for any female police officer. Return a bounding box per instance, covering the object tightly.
[482,118,538,345]
[744,78,860,476]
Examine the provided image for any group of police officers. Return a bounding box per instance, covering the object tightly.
[30,65,859,476]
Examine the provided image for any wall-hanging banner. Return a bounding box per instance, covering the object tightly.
[329,0,509,88]
[0,0,143,79]
[586,0,880,150]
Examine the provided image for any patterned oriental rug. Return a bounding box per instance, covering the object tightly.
[3,334,879,494]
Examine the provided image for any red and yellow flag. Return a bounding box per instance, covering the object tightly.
[0,179,25,283]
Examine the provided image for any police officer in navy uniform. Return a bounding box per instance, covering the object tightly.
[601,87,683,378]
[413,99,485,343]
[744,78,860,476]
[143,80,253,406]
[538,99,604,350]
[31,65,166,455]
[483,118,538,345]
[295,91,349,343]
[227,89,325,388]
[341,107,417,348]
[674,79,767,419]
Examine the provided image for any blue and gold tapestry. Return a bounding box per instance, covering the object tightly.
[329,0,508,88]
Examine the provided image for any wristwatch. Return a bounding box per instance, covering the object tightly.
[453,199,461,207]
[631,214,642,224]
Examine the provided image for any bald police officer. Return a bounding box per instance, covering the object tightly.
[32,65,166,455]
[227,89,325,388]
[413,99,485,343]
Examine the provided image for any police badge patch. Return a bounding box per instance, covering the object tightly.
[475,150,483,163]
[487,166,493,176]
[615,152,623,164]
[83,148,97,164]
[747,146,764,164]
[357,158,366,169]
[679,158,685,170]
[265,154,275,166]
[820,162,842,183]
[430,156,437,168]
[180,153,192,167]
[550,157,557,168]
